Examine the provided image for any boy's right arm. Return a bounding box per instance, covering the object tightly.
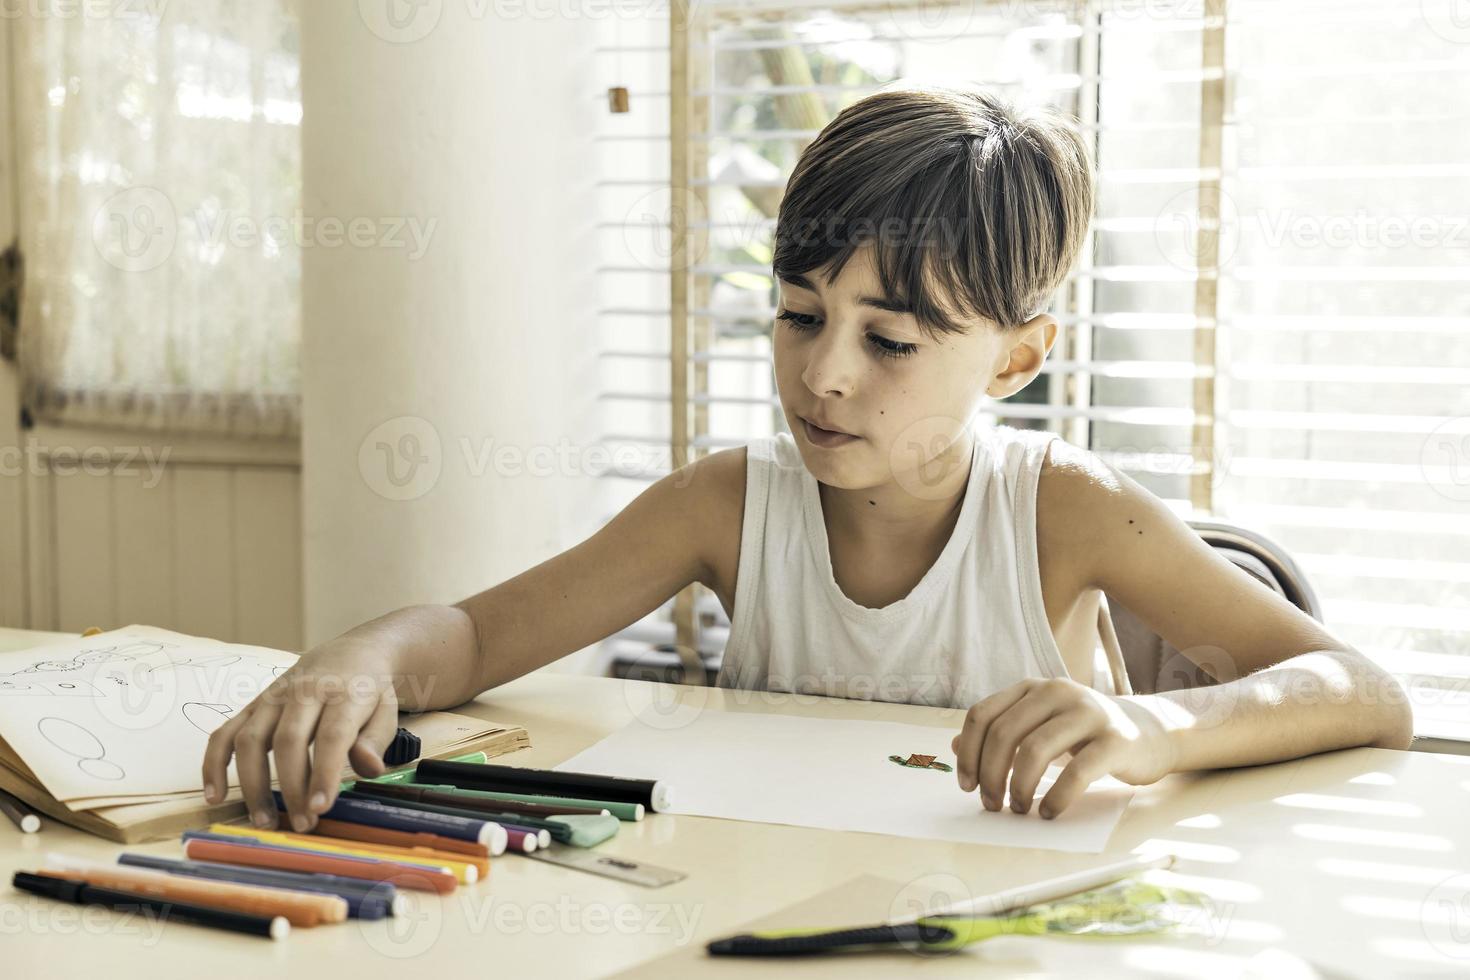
[201,447,746,831]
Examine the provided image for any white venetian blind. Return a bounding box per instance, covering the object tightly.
[592,0,1470,721]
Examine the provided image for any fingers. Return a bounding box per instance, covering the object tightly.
[306,690,397,818]
[348,692,399,780]
[976,692,1062,811]
[233,699,285,828]
[952,681,1033,795]
[1039,740,1113,819]
[201,707,251,804]
[273,687,327,832]
[1006,713,1096,816]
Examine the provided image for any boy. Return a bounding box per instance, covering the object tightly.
[203,85,1411,832]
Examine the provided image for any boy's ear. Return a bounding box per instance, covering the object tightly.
[986,314,1058,398]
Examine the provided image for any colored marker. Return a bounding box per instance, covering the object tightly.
[356,781,609,819]
[310,817,499,859]
[338,789,563,845]
[357,750,490,788]
[359,782,644,822]
[14,871,288,940]
[182,835,456,894]
[118,853,400,920]
[211,822,482,883]
[274,790,505,849]
[0,788,41,833]
[38,855,343,927]
[416,759,671,811]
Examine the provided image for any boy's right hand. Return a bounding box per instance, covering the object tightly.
[200,640,401,832]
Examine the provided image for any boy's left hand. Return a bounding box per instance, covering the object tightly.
[951,677,1177,819]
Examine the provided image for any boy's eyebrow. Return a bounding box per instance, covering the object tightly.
[779,273,914,315]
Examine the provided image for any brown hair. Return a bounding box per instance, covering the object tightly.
[772,84,1095,334]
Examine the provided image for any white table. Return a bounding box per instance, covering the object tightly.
[3,628,1469,977]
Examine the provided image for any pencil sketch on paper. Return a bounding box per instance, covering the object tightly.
[182,701,236,735]
[37,715,126,781]
[0,641,174,696]
[0,628,301,800]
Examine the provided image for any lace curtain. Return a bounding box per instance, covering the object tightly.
[13,1,301,437]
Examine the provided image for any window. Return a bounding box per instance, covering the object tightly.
[593,0,1470,721]
[14,3,302,437]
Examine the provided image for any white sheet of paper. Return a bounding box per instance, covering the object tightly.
[0,626,296,801]
[558,709,1134,853]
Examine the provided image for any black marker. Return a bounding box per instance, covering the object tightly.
[12,871,289,940]
[416,759,672,812]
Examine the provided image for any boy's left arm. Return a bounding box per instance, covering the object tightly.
[952,440,1415,819]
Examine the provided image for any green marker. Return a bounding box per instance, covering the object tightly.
[339,750,488,792]
[364,781,646,823]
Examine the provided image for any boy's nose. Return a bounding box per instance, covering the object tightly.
[801,330,860,398]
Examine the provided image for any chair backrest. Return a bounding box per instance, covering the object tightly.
[1104,519,1323,695]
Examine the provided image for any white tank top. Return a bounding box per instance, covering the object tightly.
[716,424,1130,709]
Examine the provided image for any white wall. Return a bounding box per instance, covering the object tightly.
[299,5,602,652]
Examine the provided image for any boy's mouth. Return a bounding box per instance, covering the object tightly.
[798,415,861,449]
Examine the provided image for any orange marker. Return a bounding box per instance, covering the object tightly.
[182,837,456,894]
[205,824,483,883]
[40,856,345,927]
[264,828,490,880]
[311,816,494,860]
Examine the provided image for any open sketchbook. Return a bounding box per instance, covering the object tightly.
[0,626,530,842]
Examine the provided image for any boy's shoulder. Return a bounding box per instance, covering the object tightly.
[670,445,747,607]
[1033,436,1127,595]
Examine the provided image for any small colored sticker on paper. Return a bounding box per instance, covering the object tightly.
[888,753,953,772]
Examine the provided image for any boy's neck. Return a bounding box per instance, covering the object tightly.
[817,432,976,548]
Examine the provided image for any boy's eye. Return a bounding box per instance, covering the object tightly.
[777,309,918,360]
[777,309,820,330]
[866,334,918,359]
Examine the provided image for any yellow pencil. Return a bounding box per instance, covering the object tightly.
[206,823,480,884]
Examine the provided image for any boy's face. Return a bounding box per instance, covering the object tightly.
[772,245,1054,495]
